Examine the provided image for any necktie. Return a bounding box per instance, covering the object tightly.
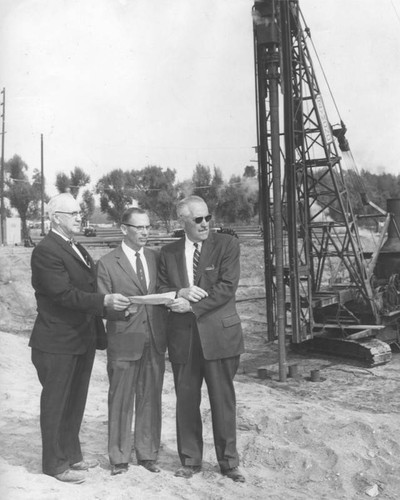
[193,243,200,282]
[69,239,90,267]
[136,252,148,293]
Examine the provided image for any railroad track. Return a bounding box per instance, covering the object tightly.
[30,225,263,248]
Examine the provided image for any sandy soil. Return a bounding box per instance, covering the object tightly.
[0,245,400,500]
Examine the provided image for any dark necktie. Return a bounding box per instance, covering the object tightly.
[69,239,90,267]
[193,243,200,282]
[136,252,148,293]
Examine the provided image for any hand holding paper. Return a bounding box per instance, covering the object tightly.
[128,291,176,306]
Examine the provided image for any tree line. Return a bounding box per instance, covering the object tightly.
[2,153,400,240]
[2,156,258,239]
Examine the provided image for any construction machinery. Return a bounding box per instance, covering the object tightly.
[252,0,400,366]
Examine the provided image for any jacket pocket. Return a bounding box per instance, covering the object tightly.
[222,314,241,328]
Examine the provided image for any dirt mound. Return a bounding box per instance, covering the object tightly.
[1,245,400,499]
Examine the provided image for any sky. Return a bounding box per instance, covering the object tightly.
[1,0,400,197]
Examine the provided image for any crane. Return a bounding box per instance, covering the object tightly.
[252,0,399,366]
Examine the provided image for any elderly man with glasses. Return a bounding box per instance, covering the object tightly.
[97,207,167,476]
[29,193,131,484]
[158,195,245,483]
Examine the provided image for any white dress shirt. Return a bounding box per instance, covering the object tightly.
[121,241,150,289]
[184,236,202,287]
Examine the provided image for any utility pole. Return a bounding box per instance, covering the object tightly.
[0,87,5,245]
[40,134,45,236]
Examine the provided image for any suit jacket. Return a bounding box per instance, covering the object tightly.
[97,245,167,361]
[29,230,106,355]
[158,231,244,362]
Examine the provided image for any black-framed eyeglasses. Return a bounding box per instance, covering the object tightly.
[193,215,212,224]
[55,211,81,218]
[123,223,152,231]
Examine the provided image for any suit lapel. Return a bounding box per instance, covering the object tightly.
[144,248,156,293]
[115,245,145,293]
[49,231,90,268]
[75,242,93,269]
[175,238,189,287]
[194,233,214,285]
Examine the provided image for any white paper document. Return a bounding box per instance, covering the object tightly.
[128,291,176,305]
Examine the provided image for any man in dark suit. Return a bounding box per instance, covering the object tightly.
[29,193,131,484]
[97,207,167,476]
[158,195,245,482]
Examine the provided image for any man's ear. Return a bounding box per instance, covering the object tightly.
[52,214,61,225]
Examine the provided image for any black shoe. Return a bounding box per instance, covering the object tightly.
[138,460,161,473]
[221,467,245,483]
[174,465,202,479]
[111,463,129,476]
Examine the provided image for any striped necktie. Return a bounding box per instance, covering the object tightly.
[193,243,200,282]
[136,252,148,293]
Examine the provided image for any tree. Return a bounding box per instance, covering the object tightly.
[208,167,224,216]
[55,172,70,194]
[56,166,90,198]
[135,166,177,232]
[5,155,42,241]
[80,189,95,226]
[192,163,212,203]
[192,164,223,215]
[216,176,254,223]
[96,169,138,224]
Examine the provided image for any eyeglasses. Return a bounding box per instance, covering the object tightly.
[193,215,212,224]
[55,211,81,218]
[123,223,151,231]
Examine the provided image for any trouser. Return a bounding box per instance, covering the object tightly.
[31,344,95,476]
[107,341,165,465]
[171,326,240,471]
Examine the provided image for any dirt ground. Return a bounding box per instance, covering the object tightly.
[0,243,400,500]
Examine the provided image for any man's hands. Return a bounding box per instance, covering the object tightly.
[177,286,208,303]
[169,297,193,314]
[126,304,139,315]
[169,286,208,314]
[104,293,131,311]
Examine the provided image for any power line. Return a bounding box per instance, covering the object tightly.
[390,0,400,24]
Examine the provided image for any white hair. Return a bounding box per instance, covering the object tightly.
[46,193,77,220]
[176,195,207,219]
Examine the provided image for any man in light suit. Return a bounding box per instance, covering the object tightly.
[30,193,130,484]
[97,207,167,476]
[158,195,245,482]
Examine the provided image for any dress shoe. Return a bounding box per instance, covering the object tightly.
[54,469,86,484]
[71,458,99,471]
[174,465,202,479]
[221,467,245,483]
[138,460,161,473]
[111,463,129,476]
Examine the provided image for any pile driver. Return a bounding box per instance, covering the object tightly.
[252,0,400,367]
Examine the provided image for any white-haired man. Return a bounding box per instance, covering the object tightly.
[158,195,245,482]
[29,193,130,484]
